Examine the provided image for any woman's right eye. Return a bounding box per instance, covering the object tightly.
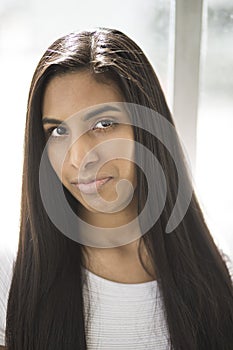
[47,126,69,139]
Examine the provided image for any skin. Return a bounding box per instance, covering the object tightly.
[42,71,156,283]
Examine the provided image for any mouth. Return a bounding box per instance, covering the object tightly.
[71,177,113,194]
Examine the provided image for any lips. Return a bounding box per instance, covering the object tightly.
[71,177,113,194]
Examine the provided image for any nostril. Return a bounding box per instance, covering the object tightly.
[70,153,100,170]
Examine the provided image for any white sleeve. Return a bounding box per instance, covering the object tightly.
[0,248,15,346]
[219,249,233,282]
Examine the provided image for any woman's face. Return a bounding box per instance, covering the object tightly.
[42,71,137,215]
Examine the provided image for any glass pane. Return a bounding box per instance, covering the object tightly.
[196,0,233,259]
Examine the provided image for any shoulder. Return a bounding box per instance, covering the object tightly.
[219,249,233,282]
[0,246,16,347]
[0,246,16,301]
[0,247,16,291]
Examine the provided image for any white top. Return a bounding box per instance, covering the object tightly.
[0,248,16,347]
[1,248,232,349]
[81,266,170,349]
[0,249,170,349]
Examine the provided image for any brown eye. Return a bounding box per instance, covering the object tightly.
[93,119,118,131]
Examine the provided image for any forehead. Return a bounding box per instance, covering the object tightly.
[42,71,125,121]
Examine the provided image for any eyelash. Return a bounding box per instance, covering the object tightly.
[93,119,118,132]
[46,119,118,139]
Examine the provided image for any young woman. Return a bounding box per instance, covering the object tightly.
[1,28,232,349]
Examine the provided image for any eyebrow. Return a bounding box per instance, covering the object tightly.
[42,105,122,125]
[83,105,122,121]
[42,117,62,125]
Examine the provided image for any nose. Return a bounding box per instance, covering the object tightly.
[68,134,100,170]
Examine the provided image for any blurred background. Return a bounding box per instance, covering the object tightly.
[0,0,232,260]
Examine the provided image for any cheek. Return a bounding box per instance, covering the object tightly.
[47,145,67,180]
[128,161,137,190]
[129,160,136,180]
[109,133,135,160]
[118,159,135,177]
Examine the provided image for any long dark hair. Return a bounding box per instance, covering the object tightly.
[6,28,233,350]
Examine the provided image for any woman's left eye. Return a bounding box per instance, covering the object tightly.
[93,119,118,132]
